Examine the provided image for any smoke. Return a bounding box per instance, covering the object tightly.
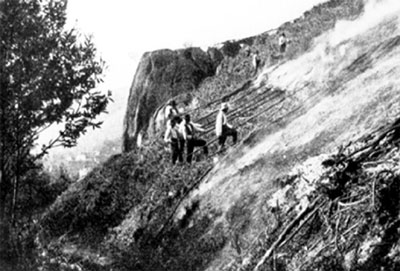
[265,0,400,91]
[326,0,400,47]
[314,0,400,65]
[190,0,400,220]
[308,0,400,84]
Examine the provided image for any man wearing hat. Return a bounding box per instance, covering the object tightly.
[215,103,238,150]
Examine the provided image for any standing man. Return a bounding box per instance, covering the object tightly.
[180,114,208,164]
[252,51,261,75]
[215,103,238,151]
[279,33,287,54]
[164,117,184,165]
[165,99,180,127]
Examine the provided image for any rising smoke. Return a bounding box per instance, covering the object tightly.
[326,0,400,47]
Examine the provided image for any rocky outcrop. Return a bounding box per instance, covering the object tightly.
[122,47,219,152]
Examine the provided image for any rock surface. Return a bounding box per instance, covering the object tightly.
[122,47,218,152]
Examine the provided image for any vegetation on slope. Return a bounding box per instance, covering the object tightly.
[227,117,400,271]
[0,0,111,269]
[193,0,363,110]
[39,140,212,270]
[35,0,374,270]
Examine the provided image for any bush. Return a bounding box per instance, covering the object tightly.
[41,140,211,241]
[0,166,73,270]
[17,168,73,216]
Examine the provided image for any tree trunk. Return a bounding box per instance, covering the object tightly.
[0,169,12,257]
[11,174,19,226]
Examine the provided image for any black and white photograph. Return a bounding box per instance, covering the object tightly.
[1,0,400,270]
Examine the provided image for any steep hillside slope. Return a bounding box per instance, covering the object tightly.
[38,1,400,271]
[175,1,400,270]
[122,0,363,152]
[195,0,400,210]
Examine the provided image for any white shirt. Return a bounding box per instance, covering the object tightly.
[215,110,231,137]
[165,105,179,120]
[164,125,180,143]
[252,54,259,67]
[279,35,287,46]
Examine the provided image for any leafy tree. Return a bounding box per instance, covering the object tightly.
[0,0,111,255]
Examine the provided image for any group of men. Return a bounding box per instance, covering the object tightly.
[163,100,237,165]
[163,33,287,165]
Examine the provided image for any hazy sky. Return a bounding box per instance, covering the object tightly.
[44,0,327,152]
[66,0,327,90]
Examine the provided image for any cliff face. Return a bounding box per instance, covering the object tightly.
[122,47,219,152]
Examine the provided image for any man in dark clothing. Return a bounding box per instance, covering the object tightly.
[252,51,261,75]
[164,117,184,165]
[279,33,287,54]
[175,116,185,160]
[180,114,208,164]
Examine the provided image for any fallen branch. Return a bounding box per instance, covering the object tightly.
[200,89,278,130]
[244,97,286,124]
[278,203,322,249]
[227,91,282,120]
[253,195,322,271]
[345,123,400,163]
[372,178,376,210]
[335,209,343,255]
[338,196,369,208]
[204,80,254,108]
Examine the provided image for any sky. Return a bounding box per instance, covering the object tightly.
[46,0,328,153]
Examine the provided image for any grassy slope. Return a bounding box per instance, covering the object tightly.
[184,2,400,271]
[38,0,400,270]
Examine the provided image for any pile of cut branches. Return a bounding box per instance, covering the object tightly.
[231,118,400,271]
